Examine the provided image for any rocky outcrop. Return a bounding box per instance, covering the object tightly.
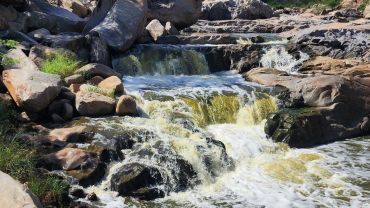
[246,67,370,147]
[83,0,147,51]
[147,0,202,29]
[232,0,274,20]
[0,171,42,208]
[75,91,116,116]
[27,0,86,33]
[2,69,63,112]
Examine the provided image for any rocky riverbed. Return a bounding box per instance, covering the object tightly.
[0,0,369,207]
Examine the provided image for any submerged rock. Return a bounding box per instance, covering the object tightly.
[111,163,165,200]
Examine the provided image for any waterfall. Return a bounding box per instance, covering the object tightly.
[260,47,309,74]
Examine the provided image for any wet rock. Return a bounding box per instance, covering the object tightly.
[86,192,98,201]
[28,0,86,33]
[42,148,92,170]
[48,126,90,143]
[69,187,86,198]
[232,0,274,20]
[67,161,106,187]
[75,63,121,79]
[86,76,104,86]
[98,76,124,95]
[147,0,202,29]
[291,27,370,59]
[51,113,66,123]
[0,171,42,208]
[64,74,85,86]
[146,19,165,41]
[83,0,147,51]
[111,163,165,200]
[246,67,370,147]
[0,93,13,106]
[2,69,63,112]
[27,28,51,42]
[116,95,137,116]
[75,91,116,116]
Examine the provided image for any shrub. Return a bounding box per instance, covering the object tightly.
[41,53,80,78]
[265,0,341,8]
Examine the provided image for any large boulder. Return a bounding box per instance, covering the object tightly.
[0,171,42,208]
[116,95,137,116]
[2,69,63,112]
[201,0,233,20]
[29,45,77,67]
[232,0,274,20]
[27,0,86,33]
[98,76,124,95]
[83,0,147,51]
[246,67,370,147]
[4,48,39,71]
[75,91,116,116]
[147,0,202,29]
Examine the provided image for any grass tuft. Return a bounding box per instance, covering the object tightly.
[41,53,80,78]
[85,84,115,98]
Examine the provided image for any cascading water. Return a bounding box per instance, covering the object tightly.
[77,48,369,208]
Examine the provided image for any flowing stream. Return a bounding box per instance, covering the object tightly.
[78,47,369,208]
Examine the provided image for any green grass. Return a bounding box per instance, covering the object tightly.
[0,39,19,66]
[358,0,370,12]
[41,52,80,78]
[265,0,341,8]
[84,84,115,98]
[0,103,69,206]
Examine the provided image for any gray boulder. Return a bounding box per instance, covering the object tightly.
[83,0,147,51]
[232,0,274,20]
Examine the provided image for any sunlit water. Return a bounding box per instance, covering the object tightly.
[80,71,369,208]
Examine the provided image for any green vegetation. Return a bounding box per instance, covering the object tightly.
[358,0,370,12]
[41,52,80,78]
[84,84,115,98]
[0,39,19,66]
[0,103,69,206]
[265,0,341,8]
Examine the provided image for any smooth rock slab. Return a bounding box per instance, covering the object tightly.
[0,171,42,208]
[2,69,63,112]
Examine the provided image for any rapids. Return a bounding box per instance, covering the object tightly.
[78,50,369,208]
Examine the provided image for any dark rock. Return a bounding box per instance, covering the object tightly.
[27,0,86,33]
[88,35,111,66]
[111,163,165,200]
[75,63,121,79]
[69,187,86,198]
[232,0,274,20]
[64,74,85,86]
[48,99,74,121]
[27,28,51,42]
[147,0,202,29]
[86,192,98,201]
[83,0,147,51]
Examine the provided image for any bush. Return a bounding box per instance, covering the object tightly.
[0,104,69,206]
[265,0,341,8]
[41,53,80,78]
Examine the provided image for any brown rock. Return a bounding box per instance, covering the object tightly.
[98,76,124,95]
[48,126,89,143]
[44,148,91,170]
[116,95,137,116]
[364,4,370,19]
[75,63,121,79]
[75,91,116,116]
[60,0,90,17]
[2,69,63,112]
[69,84,81,93]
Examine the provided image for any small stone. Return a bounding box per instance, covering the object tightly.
[86,192,98,201]
[146,19,165,41]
